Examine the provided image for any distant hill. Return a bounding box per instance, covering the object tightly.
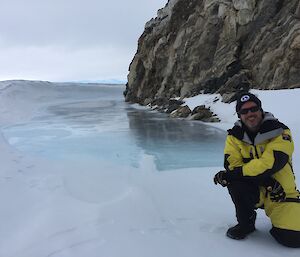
[0,80,125,89]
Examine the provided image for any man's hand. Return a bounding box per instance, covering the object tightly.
[214,170,229,187]
[265,178,286,202]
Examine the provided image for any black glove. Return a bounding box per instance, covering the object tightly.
[214,170,229,187]
[264,177,286,202]
[214,168,243,187]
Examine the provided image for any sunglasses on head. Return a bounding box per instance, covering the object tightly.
[238,106,260,115]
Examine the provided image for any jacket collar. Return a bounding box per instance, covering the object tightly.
[228,112,288,145]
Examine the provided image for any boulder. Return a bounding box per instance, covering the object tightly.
[189,105,220,122]
[191,105,208,115]
[170,105,191,118]
[150,97,184,112]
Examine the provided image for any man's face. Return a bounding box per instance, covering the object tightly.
[239,101,263,131]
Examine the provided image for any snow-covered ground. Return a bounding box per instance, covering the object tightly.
[0,81,299,257]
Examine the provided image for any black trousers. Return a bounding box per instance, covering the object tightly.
[227,180,259,226]
[228,180,300,247]
[270,227,300,248]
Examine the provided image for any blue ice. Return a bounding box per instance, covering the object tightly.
[2,85,226,171]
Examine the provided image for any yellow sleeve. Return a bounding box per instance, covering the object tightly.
[242,129,294,177]
[224,135,244,171]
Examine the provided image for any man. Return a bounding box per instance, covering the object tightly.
[214,92,300,247]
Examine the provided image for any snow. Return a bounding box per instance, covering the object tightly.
[0,81,299,257]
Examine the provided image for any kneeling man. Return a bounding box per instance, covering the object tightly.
[214,92,300,247]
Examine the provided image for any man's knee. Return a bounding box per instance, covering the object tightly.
[270,227,300,248]
[228,180,260,202]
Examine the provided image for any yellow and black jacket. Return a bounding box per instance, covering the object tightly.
[224,112,300,231]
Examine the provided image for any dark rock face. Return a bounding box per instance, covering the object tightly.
[125,0,300,105]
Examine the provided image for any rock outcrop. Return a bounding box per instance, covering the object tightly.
[124,0,300,105]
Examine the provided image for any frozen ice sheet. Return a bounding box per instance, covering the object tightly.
[2,86,225,171]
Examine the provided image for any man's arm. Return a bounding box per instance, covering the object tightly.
[242,129,294,178]
[223,135,244,171]
[217,130,293,185]
[213,135,245,186]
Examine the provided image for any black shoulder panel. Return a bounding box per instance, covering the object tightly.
[228,125,244,140]
[260,120,289,133]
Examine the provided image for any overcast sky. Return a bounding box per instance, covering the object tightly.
[0,0,167,82]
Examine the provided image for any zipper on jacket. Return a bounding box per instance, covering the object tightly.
[253,145,259,159]
[249,148,254,159]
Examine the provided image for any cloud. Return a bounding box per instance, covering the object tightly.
[0,0,167,81]
[0,45,133,82]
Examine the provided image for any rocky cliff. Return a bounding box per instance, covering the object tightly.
[124,0,300,105]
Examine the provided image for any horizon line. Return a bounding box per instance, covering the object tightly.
[0,78,127,85]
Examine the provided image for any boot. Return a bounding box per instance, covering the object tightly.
[226,223,255,239]
[226,212,256,240]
